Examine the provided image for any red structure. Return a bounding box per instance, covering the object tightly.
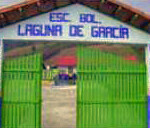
[56,56,76,67]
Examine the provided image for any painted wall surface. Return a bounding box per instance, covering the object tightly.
[0,4,149,44]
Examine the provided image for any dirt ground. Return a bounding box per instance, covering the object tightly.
[42,83,76,128]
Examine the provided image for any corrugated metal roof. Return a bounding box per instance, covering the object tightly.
[0,0,149,33]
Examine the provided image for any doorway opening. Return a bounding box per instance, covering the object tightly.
[2,40,147,128]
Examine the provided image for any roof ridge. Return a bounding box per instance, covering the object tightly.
[0,0,38,13]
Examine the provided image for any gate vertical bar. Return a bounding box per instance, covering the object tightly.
[39,52,42,128]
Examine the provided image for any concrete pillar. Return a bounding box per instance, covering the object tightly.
[0,39,3,92]
[146,44,150,128]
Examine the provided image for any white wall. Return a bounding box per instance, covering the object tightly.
[0,4,149,44]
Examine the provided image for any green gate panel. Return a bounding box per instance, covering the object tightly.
[3,53,41,72]
[42,69,59,81]
[2,104,40,128]
[3,72,41,103]
[2,53,42,128]
[77,45,147,128]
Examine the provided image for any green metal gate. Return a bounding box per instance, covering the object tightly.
[2,52,42,128]
[77,45,147,128]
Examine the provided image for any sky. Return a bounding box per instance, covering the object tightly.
[117,0,150,15]
[0,0,150,15]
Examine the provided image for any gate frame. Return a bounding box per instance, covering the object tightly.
[0,39,150,128]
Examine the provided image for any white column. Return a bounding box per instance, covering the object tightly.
[0,39,2,128]
[146,45,150,95]
[0,39,3,93]
[146,44,150,128]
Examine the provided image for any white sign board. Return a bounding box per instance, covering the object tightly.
[0,4,149,44]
